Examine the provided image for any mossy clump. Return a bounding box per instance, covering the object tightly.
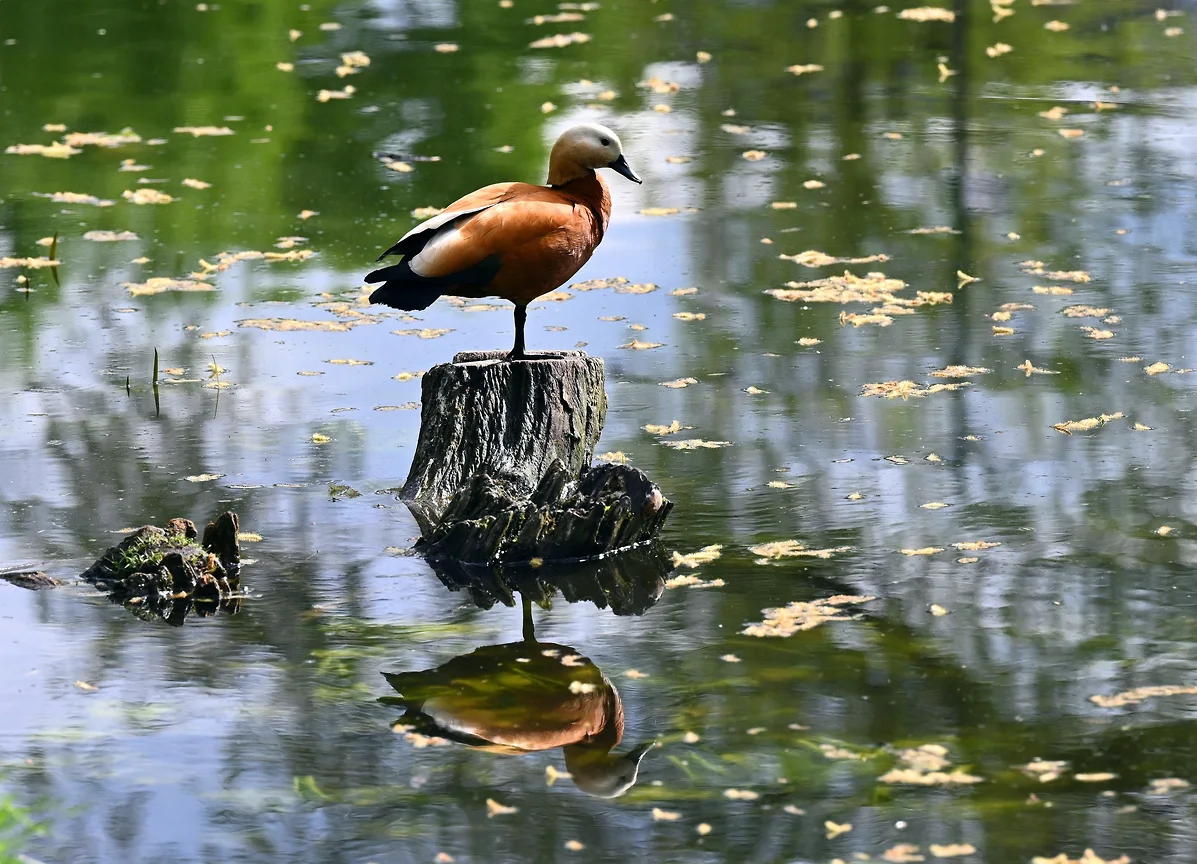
[81,513,241,621]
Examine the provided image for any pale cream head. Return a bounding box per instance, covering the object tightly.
[547,123,641,186]
[564,741,656,798]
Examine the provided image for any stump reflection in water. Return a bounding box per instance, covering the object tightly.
[381,595,657,798]
[426,541,670,615]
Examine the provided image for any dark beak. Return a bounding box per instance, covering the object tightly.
[629,741,657,763]
[607,154,642,185]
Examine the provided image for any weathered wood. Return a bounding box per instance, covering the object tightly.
[401,351,607,531]
[0,570,60,591]
[202,511,241,576]
[79,512,243,623]
[418,459,673,565]
[402,349,673,569]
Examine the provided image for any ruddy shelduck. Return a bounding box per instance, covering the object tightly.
[365,122,641,360]
[381,639,654,798]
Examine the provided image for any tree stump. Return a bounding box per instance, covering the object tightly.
[418,460,672,565]
[400,350,674,570]
[201,511,241,576]
[79,512,243,624]
[401,351,607,531]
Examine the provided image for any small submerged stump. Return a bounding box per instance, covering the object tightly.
[402,351,607,532]
[0,570,60,591]
[81,512,242,622]
[402,351,672,567]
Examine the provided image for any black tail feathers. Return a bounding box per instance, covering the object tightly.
[363,254,502,312]
[368,281,443,311]
[364,260,441,311]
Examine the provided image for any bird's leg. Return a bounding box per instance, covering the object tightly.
[521,593,535,643]
[506,303,530,361]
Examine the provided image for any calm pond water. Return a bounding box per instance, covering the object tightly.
[3,0,1197,861]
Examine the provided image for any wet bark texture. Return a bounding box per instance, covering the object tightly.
[0,570,59,590]
[418,459,673,565]
[402,351,608,531]
[402,351,673,567]
[79,512,243,624]
[2,514,244,625]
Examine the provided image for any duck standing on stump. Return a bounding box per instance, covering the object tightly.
[380,597,655,798]
[364,123,641,360]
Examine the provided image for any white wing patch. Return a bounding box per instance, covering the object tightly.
[409,226,464,277]
[398,203,492,247]
[420,698,479,736]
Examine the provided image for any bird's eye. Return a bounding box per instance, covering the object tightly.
[600,137,610,146]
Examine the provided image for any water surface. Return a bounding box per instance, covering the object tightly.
[3,0,1197,861]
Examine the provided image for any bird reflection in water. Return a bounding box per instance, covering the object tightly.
[381,596,654,797]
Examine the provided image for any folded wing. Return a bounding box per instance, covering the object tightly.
[374,182,518,262]
[404,196,576,279]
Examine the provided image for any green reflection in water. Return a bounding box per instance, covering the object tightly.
[2,0,1197,861]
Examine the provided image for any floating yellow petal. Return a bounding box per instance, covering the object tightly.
[317,86,356,102]
[898,6,955,21]
[1052,413,1124,434]
[5,141,82,158]
[930,844,977,858]
[1090,685,1197,708]
[530,32,591,48]
[174,125,234,137]
[122,188,174,205]
[660,439,731,450]
[742,595,873,638]
[673,545,722,568]
[0,256,59,268]
[123,278,213,296]
[931,365,989,378]
[486,798,517,817]
[825,821,852,839]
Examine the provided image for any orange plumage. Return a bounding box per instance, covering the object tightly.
[381,637,654,797]
[365,122,640,359]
